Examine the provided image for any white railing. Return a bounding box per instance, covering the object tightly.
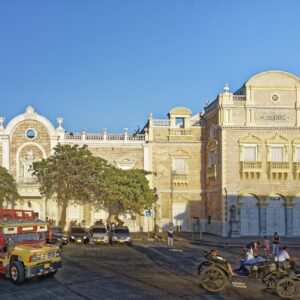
[65,134,82,140]
[128,134,145,141]
[64,133,145,142]
[86,134,103,141]
[153,119,171,126]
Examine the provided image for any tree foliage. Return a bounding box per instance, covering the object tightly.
[33,144,157,228]
[94,164,156,224]
[32,144,96,229]
[0,166,19,207]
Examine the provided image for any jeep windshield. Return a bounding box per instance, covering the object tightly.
[92,228,106,233]
[5,232,45,243]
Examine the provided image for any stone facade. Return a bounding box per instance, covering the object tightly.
[1,70,300,236]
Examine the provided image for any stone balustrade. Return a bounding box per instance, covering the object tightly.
[64,133,145,142]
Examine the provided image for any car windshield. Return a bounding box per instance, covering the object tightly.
[115,228,129,234]
[5,232,45,243]
[71,228,85,234]
[92,228,106,233]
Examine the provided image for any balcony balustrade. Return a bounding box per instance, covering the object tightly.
[293,162,300,178]
[241,161,262,172]
[268,161,290,178]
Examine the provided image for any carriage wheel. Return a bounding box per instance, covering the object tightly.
[198,262,209,274]
[276,278,298,299]
[261,272,280,288]
[199,266,227,292]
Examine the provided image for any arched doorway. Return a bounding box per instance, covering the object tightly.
[293,196,300,236]
[239,194,259,236]
[266,195,286,236]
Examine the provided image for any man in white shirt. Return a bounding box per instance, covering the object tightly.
[277,246,299,274]
[277,246,291,262]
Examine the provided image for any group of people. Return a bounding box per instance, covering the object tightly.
[207,231,299,277]
[237,232,299,274]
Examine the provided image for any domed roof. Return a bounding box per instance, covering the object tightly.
[245,70,300,87]
[168,107,192,116]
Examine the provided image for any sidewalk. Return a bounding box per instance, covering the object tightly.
[131,232,300,247]
[176,232,300,248]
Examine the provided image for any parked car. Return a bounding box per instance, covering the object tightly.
[91,225,109,244]
[109,226,133,246]
[69,226,88,243]
[46,226,68,247]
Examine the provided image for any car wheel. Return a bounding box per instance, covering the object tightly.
[10,261,25,285]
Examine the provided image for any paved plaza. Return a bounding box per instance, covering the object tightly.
[1,237,300,299]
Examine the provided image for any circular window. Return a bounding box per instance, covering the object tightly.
[26,129,36,139]
[271,94,279,102]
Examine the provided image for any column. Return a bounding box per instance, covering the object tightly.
[259,203,267,236]
[286,205,293,236]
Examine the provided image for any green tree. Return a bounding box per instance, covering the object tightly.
[32,144,97,229]
[0,166,19,207]
[94,165,156,225]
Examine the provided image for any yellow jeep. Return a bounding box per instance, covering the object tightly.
[0,209,62,284]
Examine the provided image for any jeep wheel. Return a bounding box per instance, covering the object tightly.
[10,261,25,285]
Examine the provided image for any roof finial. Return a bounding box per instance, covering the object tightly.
[25,106,35,114]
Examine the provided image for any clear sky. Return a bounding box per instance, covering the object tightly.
[1,0,300,133]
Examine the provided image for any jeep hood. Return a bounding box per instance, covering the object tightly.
[14,243,59,253]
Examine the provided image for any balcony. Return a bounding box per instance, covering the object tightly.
[240,161,262,178]
[268,161,290,178]
[207,165,217,180]
[171,173,188,188]
[293,162,300,178]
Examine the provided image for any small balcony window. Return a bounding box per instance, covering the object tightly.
[172,158,186,174]
[242,145,257,161]
[270,145,284,162]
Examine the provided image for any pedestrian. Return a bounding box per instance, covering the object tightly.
[272,232,280,256]
[167,228,174,247]
[111,222,116,232]
[262,236,270,257]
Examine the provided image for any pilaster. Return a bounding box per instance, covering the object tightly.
[259,203,267,236]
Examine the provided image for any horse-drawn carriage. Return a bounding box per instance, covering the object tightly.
[198,251,300,299]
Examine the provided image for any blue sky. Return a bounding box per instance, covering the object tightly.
[1,0,300,133]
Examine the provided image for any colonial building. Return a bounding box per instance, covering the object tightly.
[0,105,203,233]
[1,70,300,237]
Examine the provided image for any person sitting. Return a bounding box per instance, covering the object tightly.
[209,249,236,277]
[277,246,300,274]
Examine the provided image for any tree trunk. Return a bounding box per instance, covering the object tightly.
[59,200,68,231]
[107,203,124,226]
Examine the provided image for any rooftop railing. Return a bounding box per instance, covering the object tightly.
[153,119,171,126]
[64,133,145,142]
